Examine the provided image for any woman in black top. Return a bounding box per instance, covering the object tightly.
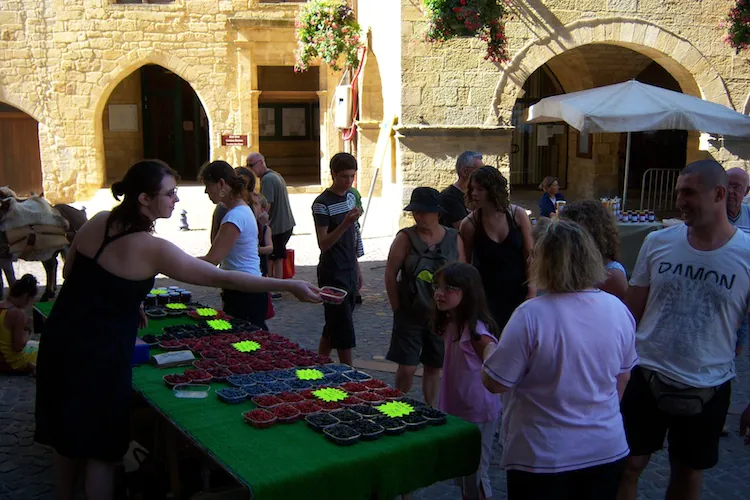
[460,167,535,329]
[35,160,319,500]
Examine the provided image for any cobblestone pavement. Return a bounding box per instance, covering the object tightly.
[2,192,750,498]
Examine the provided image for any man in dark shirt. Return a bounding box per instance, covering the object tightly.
[312,153,362,365]
[439,150,483,228]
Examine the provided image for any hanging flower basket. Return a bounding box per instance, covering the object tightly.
[421,0,510,63]
[724,0,750,53]
[294,0,364,72]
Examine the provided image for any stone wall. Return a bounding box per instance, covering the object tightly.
[0,0,343,203]
[385,0,750,212]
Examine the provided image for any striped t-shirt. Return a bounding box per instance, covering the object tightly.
[312,189,358,272]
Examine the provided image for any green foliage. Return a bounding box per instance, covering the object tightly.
[294,0,363,72]
[421,0,510,63]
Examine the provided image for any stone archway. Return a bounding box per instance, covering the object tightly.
[490,17,734,124]
[92,50,217,183]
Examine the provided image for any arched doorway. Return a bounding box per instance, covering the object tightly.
[0,103,42,196]
[103,64,209,183]
[510,44,689,205]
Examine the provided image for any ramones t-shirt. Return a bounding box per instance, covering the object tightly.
[630,224,750,388]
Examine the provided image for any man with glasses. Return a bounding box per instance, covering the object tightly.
[247,153,296,290]
[439,151,482,229]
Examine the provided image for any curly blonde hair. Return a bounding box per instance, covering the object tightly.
[561,200,620,262]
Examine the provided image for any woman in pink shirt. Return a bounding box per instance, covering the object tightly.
[433,262,502,500]
[482,219,638,500]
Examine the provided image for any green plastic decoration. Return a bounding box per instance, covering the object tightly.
[417,270,433,283]
[312,387,348,402]
[377,401,414,418]
[207,319,233,331]
[150,289,168,295]
[165,303,187,310]
[296,368,324,381]
[196,307,218,317]
[232,340,262,352]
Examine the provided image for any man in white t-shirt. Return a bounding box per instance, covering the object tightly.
[618,160,750,500]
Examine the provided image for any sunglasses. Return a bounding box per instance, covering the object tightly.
[431,283,461,294]
[159,188,178,198]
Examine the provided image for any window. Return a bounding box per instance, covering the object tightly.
[259,103,320,141]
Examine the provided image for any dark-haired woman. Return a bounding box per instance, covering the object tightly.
[200,161,268,330]
[460,167,535,330]
[35,159,319,500]
[0,274,38,373]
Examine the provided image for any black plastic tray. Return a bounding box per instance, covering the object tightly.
[324,424,361,446]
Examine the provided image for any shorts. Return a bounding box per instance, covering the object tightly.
[386,309,444,368]
[318,268,356,349]
[620,366,731,470]
[270,229,293,260]
[506,459,625,500]
[221,289,269,331]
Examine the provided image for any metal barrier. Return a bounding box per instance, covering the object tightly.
[640,168,680,211]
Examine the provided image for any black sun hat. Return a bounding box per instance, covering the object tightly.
[404,187,446,213]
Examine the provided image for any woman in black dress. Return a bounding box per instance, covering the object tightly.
[459,167,535,329]
[35,160,320,500]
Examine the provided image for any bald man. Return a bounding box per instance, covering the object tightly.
[246,153,296,284]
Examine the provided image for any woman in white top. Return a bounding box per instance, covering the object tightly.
[482,219,638,500]
[200,161,268,329]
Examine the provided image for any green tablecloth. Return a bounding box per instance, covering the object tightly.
[617,222,664,276]
[33,303,482,499]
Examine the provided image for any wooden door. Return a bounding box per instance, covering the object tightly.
[0,112,42,196]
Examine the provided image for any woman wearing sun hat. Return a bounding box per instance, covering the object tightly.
[384,187,465,406]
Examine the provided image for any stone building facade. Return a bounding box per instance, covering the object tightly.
[1,0,749,225]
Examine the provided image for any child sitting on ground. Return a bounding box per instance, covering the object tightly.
[0,274,39,374]
[433,262,502,500]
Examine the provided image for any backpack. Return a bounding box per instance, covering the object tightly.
[399,227,459,314]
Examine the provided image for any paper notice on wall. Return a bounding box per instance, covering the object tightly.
[537,126,549,147]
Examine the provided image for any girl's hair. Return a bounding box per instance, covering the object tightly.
[539,176,559,191]
[234,166,256,199]
[110,159,179,233]
[467,166,509,212]
[199,160,249,199]
[10,274,37,299]
[561,200,620,262]
[433,262,500,342]
[531,219,606,293]
[257,193,269,210]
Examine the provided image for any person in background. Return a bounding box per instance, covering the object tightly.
[247,153,296,291]
[439,151,483,229]
[313,153,363,366]
[210,166,255,243]
[199,161,267,330]
[562,200,628,301]
[385,187,465,406]
[460,167,535,330]
[538,176,565,218]
[618,160,750,500]
[726,166,750,357]
[483,219,637,500]
[349,185,365,304]
[0,274,39,374]
[253,194,273,277]
[35,160,319,500]
[434,262,501,500]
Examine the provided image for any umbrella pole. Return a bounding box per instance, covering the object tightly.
[622,131,632,212]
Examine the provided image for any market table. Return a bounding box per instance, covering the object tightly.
[617,221,664,276]
[33,302,481,500]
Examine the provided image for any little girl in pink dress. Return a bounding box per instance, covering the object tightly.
[433,262,502,500]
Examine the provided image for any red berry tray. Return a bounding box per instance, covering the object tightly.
[270,404,301,424]
[243,409,277,429]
